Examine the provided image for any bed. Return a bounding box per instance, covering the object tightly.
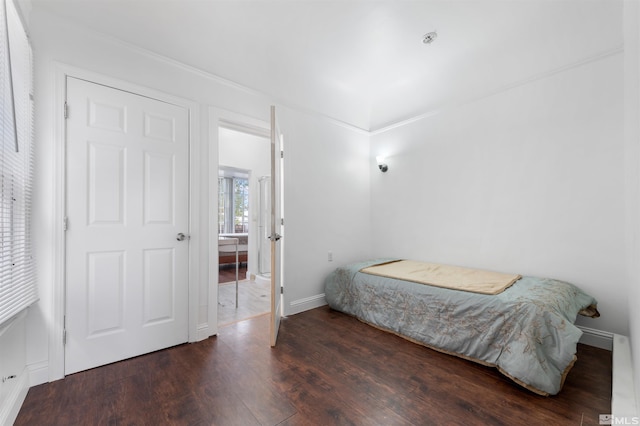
[218,234,248,266]
[323,259,600,396]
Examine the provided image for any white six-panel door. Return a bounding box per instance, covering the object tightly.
[65,77,190,375]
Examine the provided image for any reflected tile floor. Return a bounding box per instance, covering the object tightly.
[218,278,270,326]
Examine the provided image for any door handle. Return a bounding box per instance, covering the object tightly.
[268,233,282,242]
[176,233,189,241]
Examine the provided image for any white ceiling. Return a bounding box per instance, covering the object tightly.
[29,0,623,131]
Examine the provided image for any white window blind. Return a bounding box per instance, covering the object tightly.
[0,0,36,326]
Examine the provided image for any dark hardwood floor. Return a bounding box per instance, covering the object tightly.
[16,306,611,426]
[219,263,248,284]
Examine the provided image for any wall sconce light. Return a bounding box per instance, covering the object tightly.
[376,156,388,173]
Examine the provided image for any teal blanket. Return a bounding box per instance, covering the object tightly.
[324,259,599,395]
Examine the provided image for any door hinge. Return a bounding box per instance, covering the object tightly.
[63,216,68,231]
[64,102,69,119]
[63,315,67,345]
[281,218,284,226]
[280,286,284,294]
[281,150,284,159]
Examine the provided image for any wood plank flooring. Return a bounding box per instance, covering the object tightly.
[16,306,611,426]
[219,264,248,284]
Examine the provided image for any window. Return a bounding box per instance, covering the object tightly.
[218,168,249,234]
[0,0,36,326]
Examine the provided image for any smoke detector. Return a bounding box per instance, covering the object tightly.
[423,31,438,45]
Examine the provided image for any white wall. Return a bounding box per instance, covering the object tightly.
[26,8,370,384]
[278,107,372,314]
[370,52,627,336]
[624,0,640,412]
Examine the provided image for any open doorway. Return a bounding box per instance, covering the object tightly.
[217,126,271,326]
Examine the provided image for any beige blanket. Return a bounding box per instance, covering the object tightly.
[360,260,521,295]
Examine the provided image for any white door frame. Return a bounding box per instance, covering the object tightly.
[49,63,201,381]
[208,107,270,336]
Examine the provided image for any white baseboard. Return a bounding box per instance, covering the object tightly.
[612,334,638,417]
[288,293,327,315]
[196,324,210,341]
[578,325,614,350]
[28,360,49,386]
[0,366,29,426]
